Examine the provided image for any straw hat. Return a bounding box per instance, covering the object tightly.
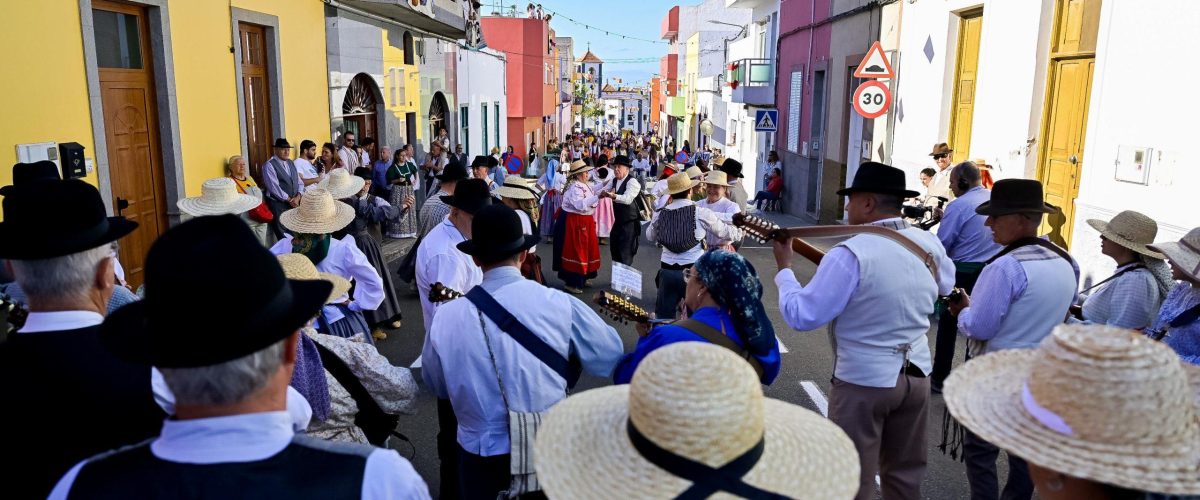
[494,176,539,201]
[176,178,261,217]
[944,324,1200,496]
[665,172,700,195]
[279,188,355,235]
[702,170,731,187]
[567,159,592,176]
[317,168,365,200]
[535,343,860,499]
[684,166,704,180]
[711,155,727,167]
[1149,227,1200,283]
[276,253,351,304]
[1086,210,1165,259]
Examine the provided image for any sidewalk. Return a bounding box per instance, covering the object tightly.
[381,237,418,264]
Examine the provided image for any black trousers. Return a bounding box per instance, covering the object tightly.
[457,446,548,500]
[437,398,461,500]
[609,217,639,265]
[265,198,291,240]
[931,267,983,388]
[964,429,1033,500]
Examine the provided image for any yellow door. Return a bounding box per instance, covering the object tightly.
[948,12,983,165]
[1038,58,1093,247]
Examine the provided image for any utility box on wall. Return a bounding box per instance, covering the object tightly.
[58,142,86,179]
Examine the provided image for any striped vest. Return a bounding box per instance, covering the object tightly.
[654,204,701,254]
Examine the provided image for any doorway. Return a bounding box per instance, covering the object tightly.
[808,69,827,217]
[948,10,983,165]
[238,22,273,179]
[1036,0,1101,248]
[428,91,449,147]
[343,73,381,143]
[94,0,167,288]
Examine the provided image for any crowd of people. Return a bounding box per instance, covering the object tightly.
[0,129,1197,500]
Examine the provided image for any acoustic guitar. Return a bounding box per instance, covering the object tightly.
[428,282,465,303]
[592,290,651,325]
[733,212,828,264]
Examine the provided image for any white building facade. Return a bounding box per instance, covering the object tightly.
[456,47,508,159]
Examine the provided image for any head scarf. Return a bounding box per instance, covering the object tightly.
[1141,254,1175,297]
[290,331,331,421]
[694,249,776,357]
[292,233,331,265]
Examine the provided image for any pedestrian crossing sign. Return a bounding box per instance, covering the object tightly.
[755,109,778,132]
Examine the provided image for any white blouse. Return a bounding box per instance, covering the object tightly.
[561,180,599,215]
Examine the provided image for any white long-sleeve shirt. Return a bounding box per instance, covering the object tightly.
[270,235,384,323]
[645,199,739,265]
[695,197,742,247]
[598,175,641,206]
[416,217,483,335]
[561,180,599,215]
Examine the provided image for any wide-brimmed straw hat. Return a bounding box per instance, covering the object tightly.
[276,253,351,304]
[1149,227,1200,283]
[702,170,731,187]
[177,178,262,217]
[567,159,592,176]
[317,168,365,200]
[494,176,539,201]
[944,324,1200,496]
[684,166,704,180]
[665,172,700,195]
[535,343,860,499]
[1087,210,1165,259]
[279,188,354,235]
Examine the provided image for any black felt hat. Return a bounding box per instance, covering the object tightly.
[471,155,491,169]
[612,155,632,167]
[1,160,63,195]
[0,179,138,260]
[836,161,920,198]
[101,215,331,368]
[436,160,470,182]
[975,179,1057,216]
[440,178,492,214]
[457,204,540,264]
[719,158,744,178]
[273,138,293,149]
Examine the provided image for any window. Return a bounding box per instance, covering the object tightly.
[787,70,803,153]
[482,103,489,155]
[494,102,501,151]
[460,105,469,155]
[94,9,143,69]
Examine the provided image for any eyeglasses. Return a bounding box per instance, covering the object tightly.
[344,137,355,143]
[933,153,948,160]
[683,267,697,281]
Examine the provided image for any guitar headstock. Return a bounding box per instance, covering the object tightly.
[732,212,782,244]
[592,290,651,324]
[429,282,464,303]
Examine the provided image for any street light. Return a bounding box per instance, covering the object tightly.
[708,20,743,29]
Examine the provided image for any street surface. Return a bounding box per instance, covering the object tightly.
[376,211,1001,499]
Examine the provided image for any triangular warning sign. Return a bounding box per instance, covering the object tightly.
[854,41,895,79]
[756,112,776,130]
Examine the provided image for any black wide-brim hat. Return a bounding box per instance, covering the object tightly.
[471,155,491,169]
[437,161,470,182]
[975,178,1057,216]
[102,215,331,368]
[719,158,744,178]
[612,155,632,167]
[456,204,540,263]
[836,161,920,198]
[273,138,293,149]
[0,160,62,195]
[440,178,492,214]
[0,179,138,260]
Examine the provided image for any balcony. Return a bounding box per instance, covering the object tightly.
[342,0,467,39]
[661,6,679,40]
[727,58,774,106]
[726,0,773,9]
[666,96,686,118]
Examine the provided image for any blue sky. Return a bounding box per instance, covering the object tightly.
[481,0,671,87]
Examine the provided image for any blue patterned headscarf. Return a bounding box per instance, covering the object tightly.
[694,249,776,356]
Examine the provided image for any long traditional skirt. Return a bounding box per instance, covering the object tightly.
[349,230,403,327]
[553,211,600,279]
[595,197,615,238]
[538,189,561,238]
[317,304,373,345]
[386,184,417,238]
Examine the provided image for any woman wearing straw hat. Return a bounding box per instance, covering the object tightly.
[496,176,545,283]
[276,254,418,445]
[695,170,742,252]
[944,323,1200,498]
[1146,227,1200,365]
[553,159,602,294]
[614,249,780,385]
[1069,211,1173,329]
[269,188,384,345]
[537,343,860,500]
[225,156,272,245]
[178,175,262,221]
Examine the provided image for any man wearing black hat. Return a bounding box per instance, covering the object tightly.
[262,138,305,239]
[946,178,1078,500]
[415,178,491,498]
[718,158,749,211]
[423,204,622,499]
[0,179,165,498]
[471,155,502,198]
[598,155,641,264]
[772,162,955,500]
[47,216,428,499]
[417,160,470,240]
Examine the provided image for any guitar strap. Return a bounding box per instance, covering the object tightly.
[788,225,941,283]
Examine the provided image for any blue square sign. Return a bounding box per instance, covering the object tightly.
[755,109,778,132]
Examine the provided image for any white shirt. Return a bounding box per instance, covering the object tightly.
[423,267,623,456]
[631,158,651,172]
[515,210,538,254]
[560,180,599,215]
[48,412,430,500]
[338,146,364,170]
[646,199,738,265]
[18,310,103,333]
[416,217,483,335]
[295,158,319,180]
[599,175,641,206]
[151,368,313,432]
[695,197,742,247]
[270,235,384,323]
[651,179,671,210]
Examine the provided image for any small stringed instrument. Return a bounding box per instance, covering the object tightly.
[429,282,465,303]
[733,212,828,264]
[592,290,651,325]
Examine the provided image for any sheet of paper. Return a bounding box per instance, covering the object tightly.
[611,262,643,299]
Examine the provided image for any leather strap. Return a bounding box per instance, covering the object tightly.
[674,318,765,380]
[784,225,940,283]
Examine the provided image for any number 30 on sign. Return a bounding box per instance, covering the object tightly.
[852,80,891,119]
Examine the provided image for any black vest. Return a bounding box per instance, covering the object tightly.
[68,435,370,499]
[0,326,165,499]
[612,176,638,222]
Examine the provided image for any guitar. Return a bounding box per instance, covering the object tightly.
[429,282,465,303]
[592,290,651,325]
[732,212,828,264]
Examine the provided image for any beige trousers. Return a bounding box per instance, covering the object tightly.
[829,372,930,500]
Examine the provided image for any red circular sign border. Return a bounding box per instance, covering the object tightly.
[852,80,892,119]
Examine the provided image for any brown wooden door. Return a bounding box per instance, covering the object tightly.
[240,22,274,180]
[95,0,166,289]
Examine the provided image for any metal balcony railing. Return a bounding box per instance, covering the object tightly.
[727,58,773,88]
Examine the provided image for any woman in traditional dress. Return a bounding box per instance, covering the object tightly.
[536,151,565,239]
[553,160,601,294]
[496,176,545,284]
[384,147,419,239]
[592,156,615,243]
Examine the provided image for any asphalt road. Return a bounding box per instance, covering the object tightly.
[373,212,1005,499]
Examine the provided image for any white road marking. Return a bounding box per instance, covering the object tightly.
[801,380,880,487]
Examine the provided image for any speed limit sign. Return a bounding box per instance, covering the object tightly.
[852,80,891,119]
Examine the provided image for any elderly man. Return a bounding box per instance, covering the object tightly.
[48,216,428,499]
[424,204,622,498]
[948,179,1077,500]
[262,138,305,239]
[926,143,955,201]
[930,162,1003,392]
[371,146,393,198]
[718,158,749,211]
[0,179,165,498]
[423,142,449,197]
[598,155,642,265]
[773,162,955,500]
